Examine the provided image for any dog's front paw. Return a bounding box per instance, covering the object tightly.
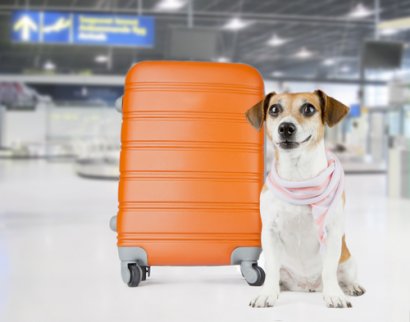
[323,292,352,308]
[249,292,279,308]
[341,283,366,297]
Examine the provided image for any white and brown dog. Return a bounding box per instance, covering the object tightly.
[245,90,365,308]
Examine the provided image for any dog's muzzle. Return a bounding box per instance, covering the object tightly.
[278,122,296,140]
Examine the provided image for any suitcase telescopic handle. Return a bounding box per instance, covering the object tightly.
[115,96,123,113]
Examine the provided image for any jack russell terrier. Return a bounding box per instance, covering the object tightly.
[245,90,365,308]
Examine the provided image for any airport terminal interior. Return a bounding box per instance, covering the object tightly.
[0,0,409,321]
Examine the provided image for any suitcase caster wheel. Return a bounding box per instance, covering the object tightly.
[127,264,143,287]
[241,263,265,286]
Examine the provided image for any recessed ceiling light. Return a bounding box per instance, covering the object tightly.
[271,71,284,77]
[216,56,230,63]
[95,55,109,63]
[340,65,350,73]
[294,47,313,59]
[349,3,373,18]
[43,60,56,70]
[223,17,251,31]
[323,58,336,66]
[155,0,186,11]
[267,34,288,47]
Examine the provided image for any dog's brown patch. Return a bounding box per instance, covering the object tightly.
[245,92,276,130]
[315,90,350,127]
[339,235,351,263]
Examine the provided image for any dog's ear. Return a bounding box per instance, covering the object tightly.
[245,92,276,130]
[314,89,349,128]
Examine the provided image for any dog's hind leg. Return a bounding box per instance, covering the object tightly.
[338,256,366,296]
[321,217,353,308]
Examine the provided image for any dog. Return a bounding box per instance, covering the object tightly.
[245,90,365,308]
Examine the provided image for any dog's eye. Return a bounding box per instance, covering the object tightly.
[301,103,316,117]
[268,104,282,117]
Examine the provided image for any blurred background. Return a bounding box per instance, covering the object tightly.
[0,1,409,322]
[2,0,410,177]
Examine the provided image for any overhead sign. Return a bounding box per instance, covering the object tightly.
[11,10,155,47]
[378,16,410,31]
[12,11,40,42]
[43,12,72,43]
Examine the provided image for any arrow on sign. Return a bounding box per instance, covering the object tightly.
[13,15,38,41]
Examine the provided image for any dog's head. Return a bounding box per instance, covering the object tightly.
[245,90,349,151]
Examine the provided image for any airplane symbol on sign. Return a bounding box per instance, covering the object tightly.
[13,15,38,41]
[43,17,71,33]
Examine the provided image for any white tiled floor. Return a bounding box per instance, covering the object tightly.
[0,159,409,322]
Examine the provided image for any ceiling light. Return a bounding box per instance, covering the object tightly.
[43,60,55,71]
[155,0,186,11]
[379,28,399,36]
[223,17,251,31]
[216,56,230,63]
[81,87,88,96]
[349,3,373,18]
[323,58,336,66]
[267,34,288,47]
[340,65,350,73]
[95,55,109,63]
[271,71,284,77]
[294,47,313,59]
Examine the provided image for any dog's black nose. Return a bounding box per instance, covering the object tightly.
[278,122,296,139]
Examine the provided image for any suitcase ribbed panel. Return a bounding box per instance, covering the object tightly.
[117,61,264,265]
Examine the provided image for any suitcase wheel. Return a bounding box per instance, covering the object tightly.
[127,264,143,287]
[241,263,265,287]
[126,264,151,287]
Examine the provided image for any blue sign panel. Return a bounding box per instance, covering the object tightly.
[42,12,72,43]
[11,11,41,43]
[349,103,361,117]
[73,13,154,47]
[11,10,154,47]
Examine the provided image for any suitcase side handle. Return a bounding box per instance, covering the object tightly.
[109,215,117,232]
[115,96,123,113]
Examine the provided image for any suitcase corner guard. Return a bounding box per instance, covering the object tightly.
[230,246,262,265]
[118,247,148,286]
[231,247,265,287]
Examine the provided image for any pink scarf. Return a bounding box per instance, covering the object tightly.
[266,151,345,246]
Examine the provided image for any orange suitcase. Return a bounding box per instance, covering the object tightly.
[110,61,265,287]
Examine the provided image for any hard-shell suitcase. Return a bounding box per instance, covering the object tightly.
[110,61,265,287]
